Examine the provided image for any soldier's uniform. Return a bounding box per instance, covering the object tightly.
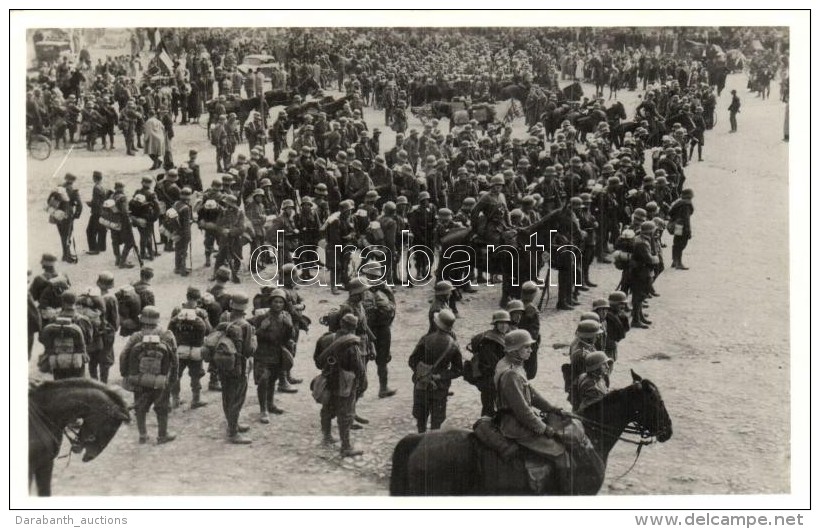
[361,271,397,398]
[86,173,109,254]
[39,292,93,380]
[325,202,356,294]
[215,294,257,444]
[251,290,293,421]
[314,314,367,457]
[518,282,541,380]
[409,309,463,433]
[119,306,178,444]
[168,291,211,410]
[213,195,246,283]
[49,174,82,263]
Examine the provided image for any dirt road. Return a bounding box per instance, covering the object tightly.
[27,71,789,496]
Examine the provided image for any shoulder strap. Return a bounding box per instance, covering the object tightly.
[429,334,455,370]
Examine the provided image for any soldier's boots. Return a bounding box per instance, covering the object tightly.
[190,390,208,409]
[136,411,149,445]
[204,254,212,267]
[171,395,183,409]
[321,416,338,445]
[157,413,176,444]
[208,375,222,392]
[339,424,363,458]
[286,371,303,385]
[278,373,298,393]
[229,432,252,445]
[266,394,284,415]
[378,373,396,399]
[259,410,270,424]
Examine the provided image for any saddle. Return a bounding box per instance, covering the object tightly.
[472,416,567,494]
[472,414,602,495]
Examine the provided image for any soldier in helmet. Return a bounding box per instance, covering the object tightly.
[669,188,695,270]
[119,306,178,444]
[213,195,246,283]
[471,174,510,246]
[214,293,257,444]
[409,308,463,433]
[314,313,367,457]
[600,291,630,361]
[169,287,211,410]
[573,351,612,413]
[407,191,437,282]
[468,310,510,417]
[629,221,659,328]
[39,291,94,380]
[251,289,292,422]
[518,281,541,380]
[495,329,570,490]
[326,199,356,295]
[173,187,194,276]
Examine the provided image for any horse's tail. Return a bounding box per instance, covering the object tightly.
[389,434,424,496]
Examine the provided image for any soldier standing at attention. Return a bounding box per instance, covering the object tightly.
[251,289,293,423]
[119,306,178,444]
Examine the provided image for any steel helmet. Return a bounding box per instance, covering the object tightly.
[585,351,613,373]
[504,329,535,352]
[434,308,457,331]
[506,300,525,313]
[492,310,511,324]
[576,320,603,338]
[592,299,609,310]
[608,291,628,305]
[580,311,601,323]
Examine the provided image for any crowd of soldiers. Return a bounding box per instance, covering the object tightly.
[31,27,728,462]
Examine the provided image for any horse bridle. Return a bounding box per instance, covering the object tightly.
[29,400,84,459]
[555,384,667,480]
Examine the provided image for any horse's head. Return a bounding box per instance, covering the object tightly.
[77,393,130,462]
[629,370,673,443]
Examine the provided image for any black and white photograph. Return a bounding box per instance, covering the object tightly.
[9,8,811,515]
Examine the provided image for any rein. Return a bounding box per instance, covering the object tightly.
[557,409,656,481]
[29,399,83,463]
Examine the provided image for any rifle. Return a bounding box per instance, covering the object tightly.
[537,267,551,312]
[150,224,159,257]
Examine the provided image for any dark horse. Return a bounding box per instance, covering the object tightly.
[29,379,130,496]
[390,371,672,495]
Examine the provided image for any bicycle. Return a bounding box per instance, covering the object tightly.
[27,127,52,160]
